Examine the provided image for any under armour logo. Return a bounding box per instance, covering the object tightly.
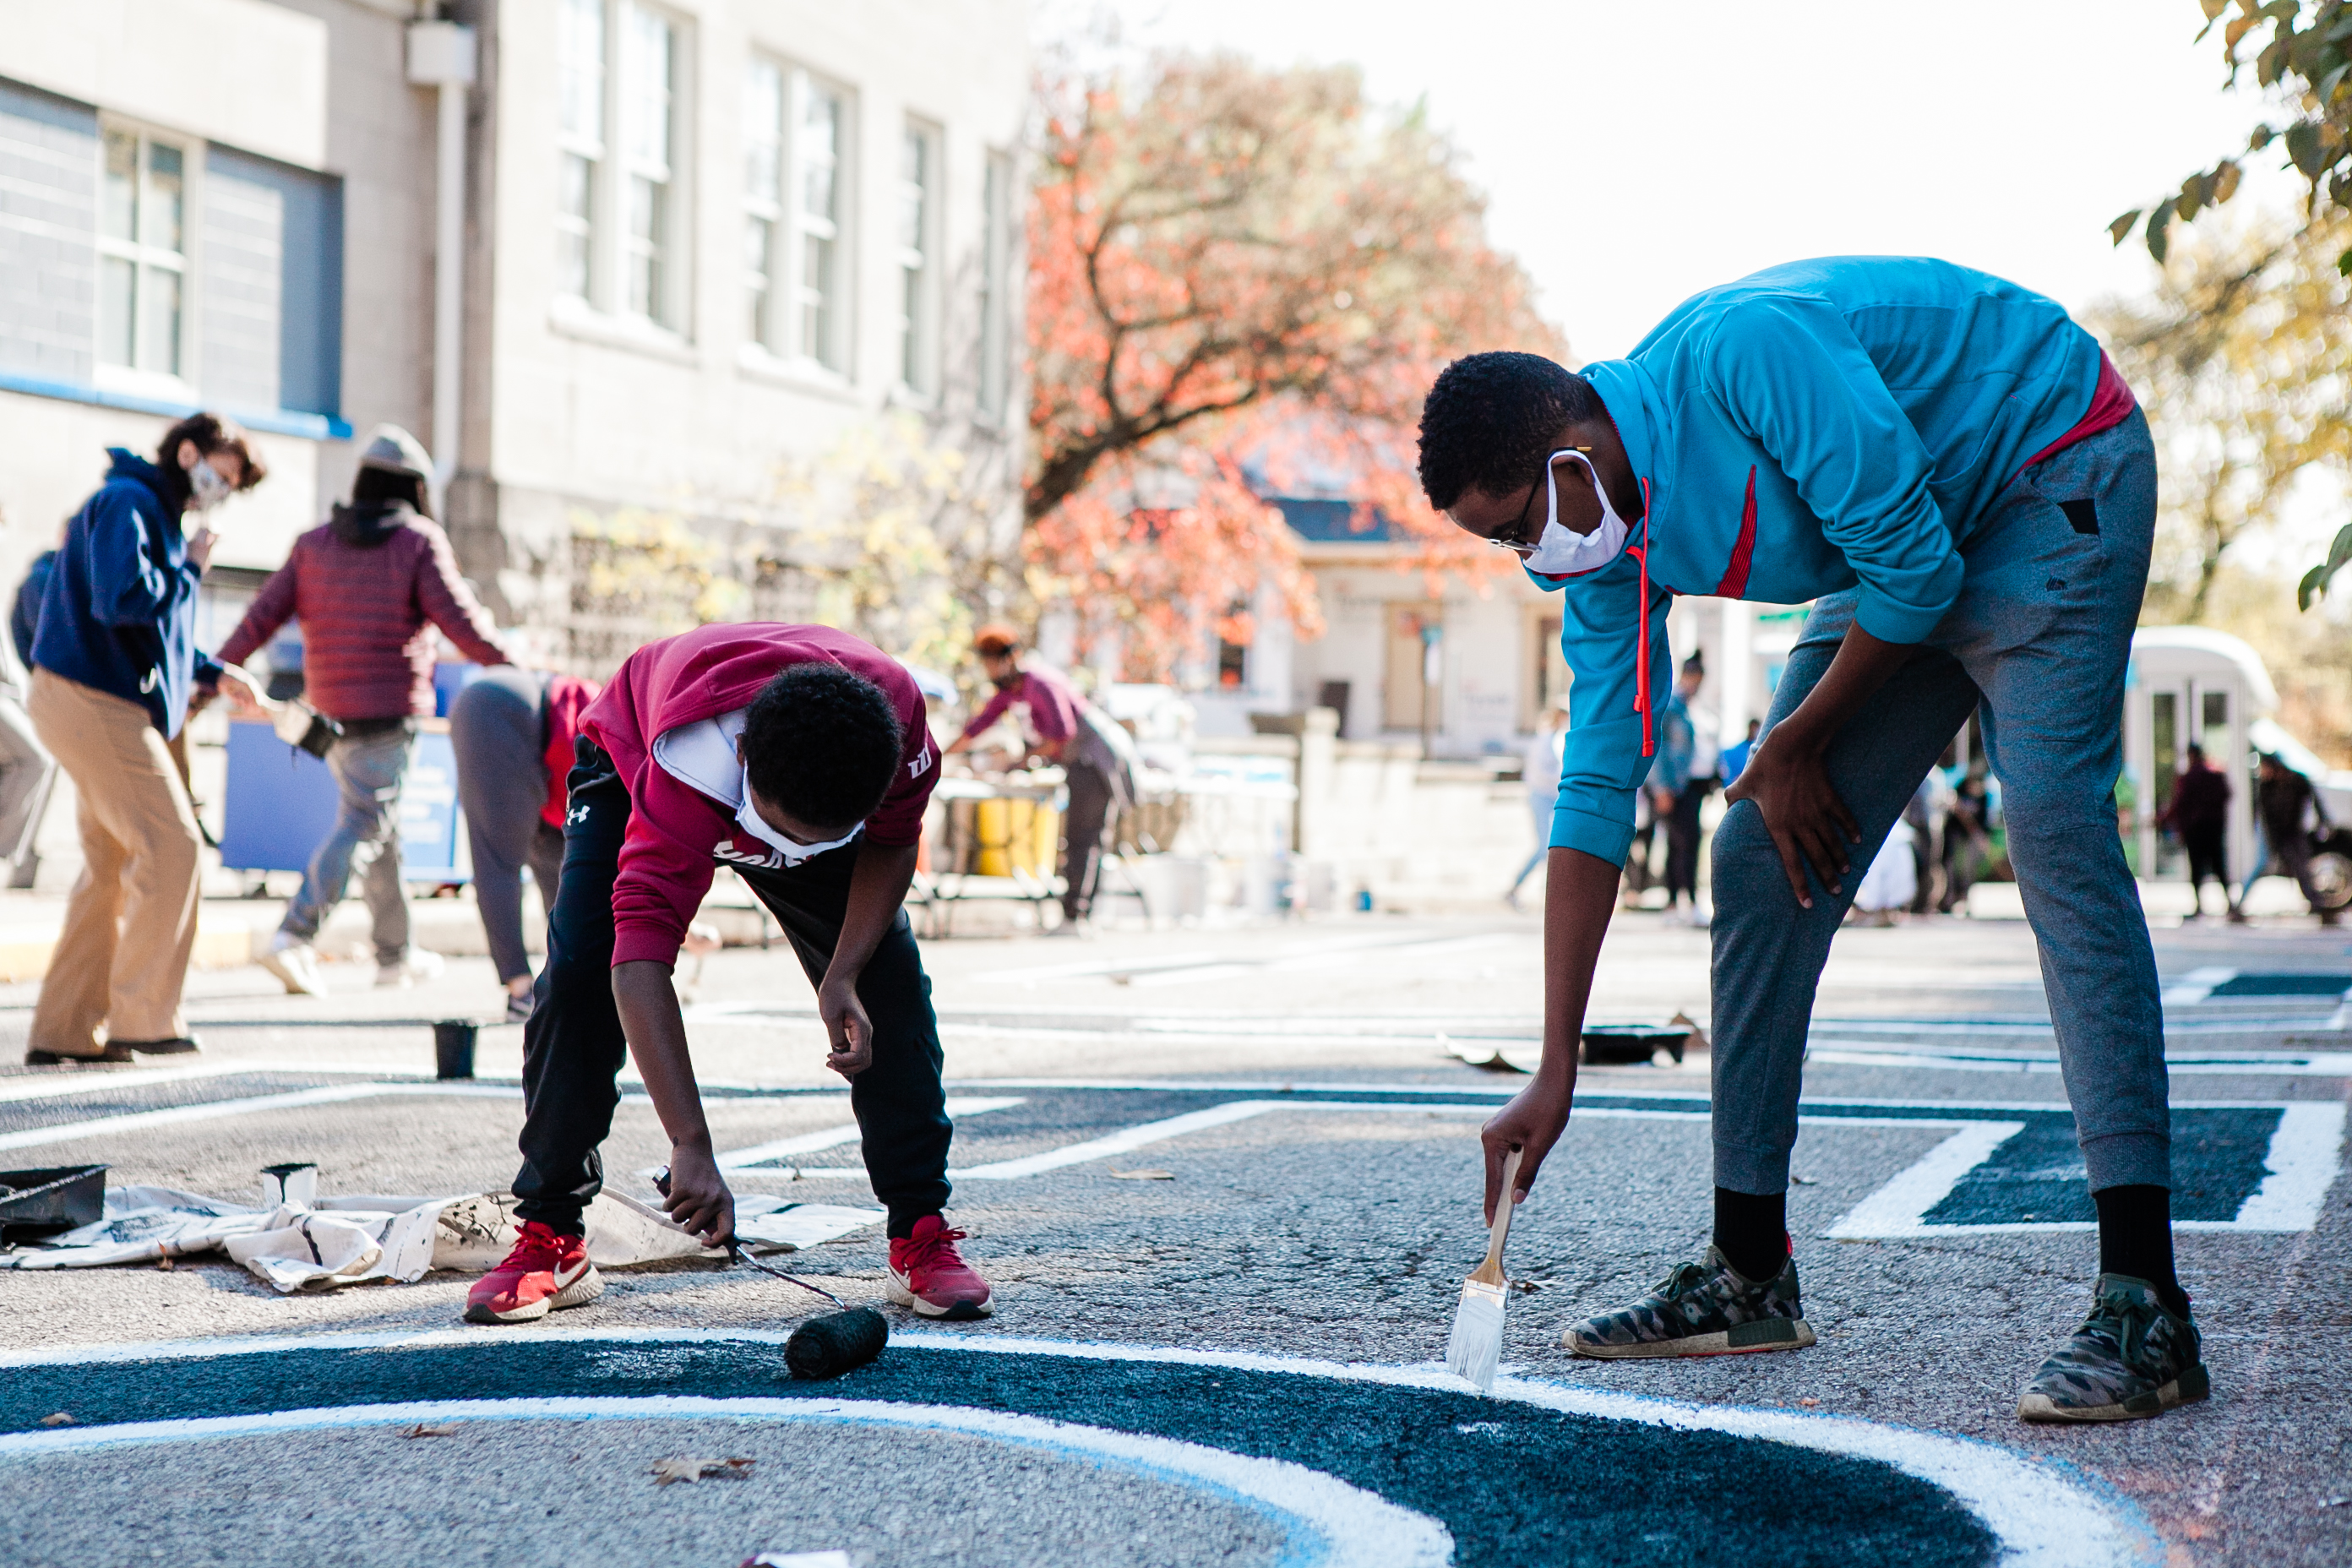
[566,803,590,825]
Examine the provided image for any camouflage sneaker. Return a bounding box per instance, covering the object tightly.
[1565,1244,1816,1359]
[2017,1274,2209,1424]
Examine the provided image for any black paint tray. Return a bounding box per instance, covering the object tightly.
[1581,1026,1690,1066]
[0,1165,106,1239]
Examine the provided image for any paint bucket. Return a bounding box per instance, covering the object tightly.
[258,1162,318,1208]
[433,1019,477,1080]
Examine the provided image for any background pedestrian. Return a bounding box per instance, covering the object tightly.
[944,626,1134,934]
[449,666,599,1019]
[214,425,511,995]
[24,414,269,1064]
[2159,742,2232,920]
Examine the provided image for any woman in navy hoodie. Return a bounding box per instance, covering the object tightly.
[24,413,268,1064]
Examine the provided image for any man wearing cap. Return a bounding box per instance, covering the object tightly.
[944,626,1135,934]
[215,426,512,994]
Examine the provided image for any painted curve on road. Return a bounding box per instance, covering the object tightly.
[0,1329,2159,1568]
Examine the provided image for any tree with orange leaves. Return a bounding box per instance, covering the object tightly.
[1025,53,1560,678]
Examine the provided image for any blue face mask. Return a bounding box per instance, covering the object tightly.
[1522,449,1630,577]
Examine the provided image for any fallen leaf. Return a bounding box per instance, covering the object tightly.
[155,1256,174,1271]
[1108,1168,1173,1180]
[401,1423,460,1439]
[1790,1175,1819,1186]
[1799,1397,1819,1407]
[38,1413,73,1428]
[652,1455,755,1485]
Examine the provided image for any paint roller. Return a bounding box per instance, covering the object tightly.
[654,1168,888,1379]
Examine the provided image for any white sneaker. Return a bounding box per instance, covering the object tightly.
[376,948,446,988]
[259,934,328,998]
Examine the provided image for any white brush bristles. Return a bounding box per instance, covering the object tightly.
[1446,1277,1508,1392]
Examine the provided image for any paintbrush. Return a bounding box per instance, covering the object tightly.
[1446,1146,1523,1394]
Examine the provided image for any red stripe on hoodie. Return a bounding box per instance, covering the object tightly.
[1711,467,1758,598]
[582,623,939,968]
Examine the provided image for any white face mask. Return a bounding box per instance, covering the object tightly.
[734,792,862,865]
[186,458,231,514]
[1521,449,1631,577]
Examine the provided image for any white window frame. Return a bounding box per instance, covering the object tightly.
[743,57,785,351]
[789,69,852,375]
[95,118,199,395]
[553,0,691,337]
[895,117,941,398]
[977,146,1014,422]
[554,0,606,304]
[619,2,679,328]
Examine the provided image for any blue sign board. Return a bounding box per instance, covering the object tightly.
[217,721,467,882]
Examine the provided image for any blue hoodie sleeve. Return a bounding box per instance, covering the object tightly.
[1531,550,1675,866]
[1697,295,1963,645]
[84,483,196,630]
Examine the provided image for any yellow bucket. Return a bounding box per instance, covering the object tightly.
[973,797,1060,876]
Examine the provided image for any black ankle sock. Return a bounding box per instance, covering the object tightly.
[2093,1184,2189,1315]
[1712,1187,1789,1282]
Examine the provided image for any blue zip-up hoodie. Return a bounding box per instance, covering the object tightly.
[32,449,221,739]
[1534,257,2103,866]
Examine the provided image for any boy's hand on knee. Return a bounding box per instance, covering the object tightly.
[661,1141,735,1246]
[818,974,874,1078]
[1723,731,1860,908]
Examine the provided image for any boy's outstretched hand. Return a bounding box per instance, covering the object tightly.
[658,1142,735,1247]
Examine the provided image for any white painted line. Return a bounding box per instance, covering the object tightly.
[2161,966,2237,1006]
[0,1328,2154,1568]
[1119,962,1256,988]
[970,951,1222,986]
[0,1063,267,1102]
[2230,1101,2349,1230]
[0,1396,1451,1568]
[957,1100,1282,1179]
[0,1081,522,1153]
[713,1097,1025,1171]
[1827,1122,2026,1239]
[1808,1046,2352,1077]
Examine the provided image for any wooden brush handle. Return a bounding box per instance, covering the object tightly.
[1474,1146,1524,1284]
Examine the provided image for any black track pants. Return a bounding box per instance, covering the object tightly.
[511,740,952,1237]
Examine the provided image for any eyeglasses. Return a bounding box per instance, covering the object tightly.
[1485,481,1543,555]
[1484,447,1592,555]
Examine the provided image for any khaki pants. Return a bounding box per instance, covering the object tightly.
[27,669,201,1054]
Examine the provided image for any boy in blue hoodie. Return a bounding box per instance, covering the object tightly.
[1420,257,2200,1425]
[25,414,268,1064]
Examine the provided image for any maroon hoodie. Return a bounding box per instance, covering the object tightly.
[582,623,938,968]
[215,502,509,721]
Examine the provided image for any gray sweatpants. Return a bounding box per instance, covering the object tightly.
[1708,411,2169,1197]
[280,723,415,966]
[450,668,566,984]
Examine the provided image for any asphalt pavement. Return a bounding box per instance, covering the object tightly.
[0,897,2345,1566]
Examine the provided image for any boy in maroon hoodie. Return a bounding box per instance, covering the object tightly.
[466,623,994,1323]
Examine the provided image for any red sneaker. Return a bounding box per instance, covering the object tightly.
[464,1220,603,1324]
[887,1215,994,1320]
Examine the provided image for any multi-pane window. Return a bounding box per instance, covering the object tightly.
[978,149,1013,420]
[796,80,846,371]
[555,0,604,302]
[743,60,783,346]
[896,122,938,393]
[554,0,685,330]
[744,63,847,371]
[98,127,188,378]
[621,3,676,324]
